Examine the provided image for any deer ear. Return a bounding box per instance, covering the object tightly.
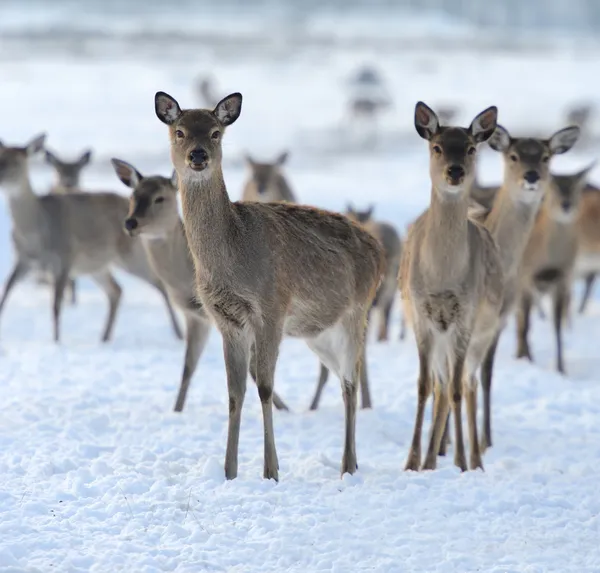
[487,125,511,152]
[45,150,59,166]
[470,106,498,144]
[366,204,375,219]
[78,150,92,167]
[414,101,440,141]
[170,169,178,189]
[155,92,182,125]
[26,133,46,156]
[275,151,289,166]
[110,158,143,188]
[549,126,580,155]
[214,92,242,126]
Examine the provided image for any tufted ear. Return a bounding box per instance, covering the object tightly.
[548,126,580,155]
[213,92,242,126]
[45,149,60,167]
[155,91,183,125]
[78,150,92,167]
[110,158,143,189]
[26,133,46,156]
[275,150,289,166]
[414,101,440,141]
[487,125,511,152]
[469,106,498,144]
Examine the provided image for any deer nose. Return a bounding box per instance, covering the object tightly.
[124,218,138,232]
[189,148,208,164]
[524,171,540,184]
[446,165,465,182]
[561,200,572,211]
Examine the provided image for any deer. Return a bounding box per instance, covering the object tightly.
[307,203,402,411]
[572,183,600,314]
[154,90,384,481]
[472,124,580,452]
[241,152,296,203]
[516,161,593,374]
[400,102,503,473]
[112,158,290,413]
[40,147,93,304]
[0,134,183,343]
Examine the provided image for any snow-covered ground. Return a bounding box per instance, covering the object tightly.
[1,9,600,571]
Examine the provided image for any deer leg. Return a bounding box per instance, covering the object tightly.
[308,363,330,411]
[52,270,70,343]
[404,333,431,471]
[450,345,469,472]
[223,330,250,480]
[553,286,567,375]
[516,291,533,361]
[359,342,372,409]
[480,331,500,453]
[465,376,483,471]
[173,316,211,413]
[69,278,77,305]
[399,312,407,341]
[579,273,596,314]
[437,406,451,456]
[248,343,289,412]
[422,379,449,470]
[377,300,393,342]
[91,272,122,343]
[155,281,183,340]
[254,323,283,481]
[0,260,30,319]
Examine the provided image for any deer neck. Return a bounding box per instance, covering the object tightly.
[5,176,42,234]
[422,186,470,279]
[178,166,238,274]
[485,183,541,277]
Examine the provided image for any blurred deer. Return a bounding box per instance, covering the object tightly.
[155,90,384,480]
[196,76,220,109]
[0,134,182,342]
[241,152,296,203]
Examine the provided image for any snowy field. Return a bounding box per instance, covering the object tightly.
[1,7,600,571]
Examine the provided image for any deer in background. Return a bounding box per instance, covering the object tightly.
[155,90,384,480]
[0,134,182,342]
[516,161,593,374]
[476,123,580,451]
[400,102,503,472]
[241,152,296,203]
[307,203,403,411]
[112,158,290,413]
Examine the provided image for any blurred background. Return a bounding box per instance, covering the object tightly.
[1,0,599,323]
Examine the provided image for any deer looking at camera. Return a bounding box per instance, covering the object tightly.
[400,102,503,472]
[112,158,290,414]
[155,91,384,481]
[241,152,296,203]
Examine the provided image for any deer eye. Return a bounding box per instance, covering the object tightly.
[432,145,442,155]
[211,130,221,140]
[510,153,518,162]
[467,146,476,155]
[175,130,184,139]
[542,155,550,163]
[154,197,164,204]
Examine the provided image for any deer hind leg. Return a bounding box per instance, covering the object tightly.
[52,269,70,343]
[422,376,449,470]
[553,285,567,374]
[579,273,596,314]
[253,322,284,481]
[516,290,533,361]
[480,331,500,453]
[308,363,330,411]
[173,315,211,413]
[222,329,251,480]
[248,343,289,412]
[449,339,470,472]
[91,271,122,343]
[465,375,483,471]
[68,278,77,305]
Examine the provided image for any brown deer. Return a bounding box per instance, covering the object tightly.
[112,158,290,413]
[155,91,384,480]
[477,123,580,451]
[516,161,593,374]
[0,134,182,342]
[241,152,296,203]
[400,102,503,472]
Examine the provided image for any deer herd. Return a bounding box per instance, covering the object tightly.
[0,91,599,481]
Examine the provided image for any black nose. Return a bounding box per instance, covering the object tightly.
[124,218,138,231]
[524,171,540,184]
[189,148,208,163]
[447,165,465,182]
[561,200,571,211]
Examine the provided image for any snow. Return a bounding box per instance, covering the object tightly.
[1,13,600,572]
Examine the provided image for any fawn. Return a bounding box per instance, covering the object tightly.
[0,134,182,342]
[476,123,580,450]
[517,161,592,374]
[45,148,92,193]
[113,158,290,413]
[155,91,384,480]
[400,102,503,472]
[241,152,296,203]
